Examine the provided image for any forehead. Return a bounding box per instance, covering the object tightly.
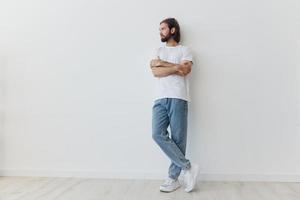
[159,22,168,29]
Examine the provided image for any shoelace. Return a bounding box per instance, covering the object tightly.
[163,178,175,185]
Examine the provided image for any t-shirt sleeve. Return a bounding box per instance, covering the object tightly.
[151,47,160,60]
[181,47,193,63]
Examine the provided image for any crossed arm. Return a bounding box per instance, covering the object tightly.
[150,58,193,78]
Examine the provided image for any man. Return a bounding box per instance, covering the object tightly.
[150,17,199,193]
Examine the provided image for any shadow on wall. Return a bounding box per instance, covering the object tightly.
[179,26,202,106]
[0,56,6,171]
[180,29,203,161]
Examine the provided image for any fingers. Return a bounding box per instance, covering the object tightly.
[150,59,161,68]
[176,70,185,76]
[177,65,190,76]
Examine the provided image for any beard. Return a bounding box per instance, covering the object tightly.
[160,32,172,42]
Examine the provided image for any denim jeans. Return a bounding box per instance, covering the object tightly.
[152,98,191,180]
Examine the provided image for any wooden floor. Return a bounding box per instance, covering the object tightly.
[0,176,300,200]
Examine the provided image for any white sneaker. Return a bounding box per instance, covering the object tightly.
[159,177,181,192]
[182,163,199,192]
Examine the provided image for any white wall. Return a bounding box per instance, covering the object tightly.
[0,0,299,181]
[0,53,5,167]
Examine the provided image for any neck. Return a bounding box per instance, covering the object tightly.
[166,39,178,47]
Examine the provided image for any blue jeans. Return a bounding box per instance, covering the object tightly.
[152,98,191,180]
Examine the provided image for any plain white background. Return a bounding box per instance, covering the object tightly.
[0,0,299,181]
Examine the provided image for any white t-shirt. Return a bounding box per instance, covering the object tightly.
[151,44,194,102]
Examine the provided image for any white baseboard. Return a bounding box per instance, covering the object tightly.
[0,169,166,180]
[198,173,300,182]
[1,169,300,182]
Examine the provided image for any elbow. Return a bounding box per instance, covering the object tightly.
[184,69,192,76]
[151,68,159,77]
[153,72,160,77]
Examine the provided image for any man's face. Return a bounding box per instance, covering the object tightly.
[159,23,172,42]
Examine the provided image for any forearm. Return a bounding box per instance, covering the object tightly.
[151,65,180,77]
[150,59,186,77]
[156,60,178,68]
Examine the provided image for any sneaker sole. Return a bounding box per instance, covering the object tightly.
[160,184,181,193]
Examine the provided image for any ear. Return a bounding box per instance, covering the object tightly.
[171,27,175,34]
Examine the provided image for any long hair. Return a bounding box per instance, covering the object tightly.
[160,18,181,43]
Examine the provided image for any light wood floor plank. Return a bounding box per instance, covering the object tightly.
[0,177,300,200]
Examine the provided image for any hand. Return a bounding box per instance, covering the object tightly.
[174,64,184,76]
[175,69,185,76]
[150,58,161,68]
[176,62,191,76]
